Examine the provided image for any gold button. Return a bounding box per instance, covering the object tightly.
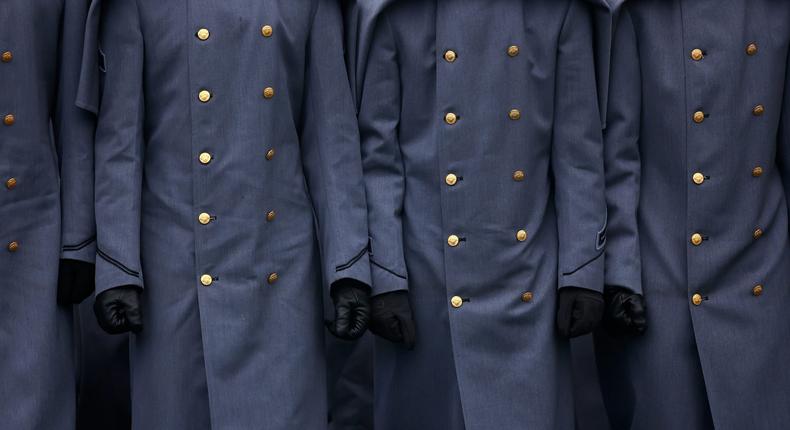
[691,48,704,61]
[753,105,765,116]
[753,228,764,239]
[196,28,210,41]
[693,111,705,124]
[199,152,212,165]
[521,292,533,303]
[752,166,764,177]
[753,284,764,296]
[445,173,458,186]
[265,149,275,160]
[1,51,12,63]
[444,50,457,63]
[509,109,521,121]
[450,296,463,308]
[198,90,211,103]
[261,25,273,38]
[263,87,275,99]
[267,272,279,284]
[746,43,758,56]
[516,230,528,242]
[266,210,276,222]
[513,170,525,182]
[692,293,703,306]
[445,112,457,125]
[447,235,460,247]
[5,177,17,190]
[200,274,213,286]
[7,241,19,252]
[692,172,705,185]
[507,45,520,57]
[198,212,211,225]
[4,114,15,126]
[691,233,703,246]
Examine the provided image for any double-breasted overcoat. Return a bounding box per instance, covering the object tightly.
[351,0,610,428]
[0,1,95,428]
[597,1,790,429]
[91,0,371,428]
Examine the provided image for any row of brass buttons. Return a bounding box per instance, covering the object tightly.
[195,24,277,288]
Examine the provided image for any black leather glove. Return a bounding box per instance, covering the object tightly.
[327,279,371,340]
[57,258,96,305]
[603,286,647,336]
[369,291,416,350]
[556,287,605,338]
[94,285,143,335]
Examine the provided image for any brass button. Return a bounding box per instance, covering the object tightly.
[691,48,704,61]
[200,274,213,286]
[507,45,520,57]
[445,173,458,186]
[198,90,211,103]
[693,111,705,124]
[752,166,764,177]
[196,28,210,41]
[746,43,758,56]
[7,241,19,252]
[691,293,703,306]
[444,50,457,63]
[516,230,528,242]
[4,114,15,126]
[753,105,765,116]
[198,212,211,225]
[1,51,12,62]
[753,228,764,240]
[445,112,457,125]
[513,170,525,182]
[5,177,17,190]
[509,109,521,121]
[450,296,463,308]
[447,235,460,247]
[266,210,276,222]
[692,172,705,185]
[521,292,533,303]
[265,149,275,160]
[267,272,279,284]
[263,87,275,99]
[753,284,764,296]
[199,152,212,165]
[691,233,703,246]
[261,25,273,38]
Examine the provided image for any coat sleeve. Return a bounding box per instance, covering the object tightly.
[92,0,145,294]
[356,14,408,297]
[300,0,372,290]
[779,35,790,232]
[602,8,643,294]
[551,0,607,293]
[55,0,97,264]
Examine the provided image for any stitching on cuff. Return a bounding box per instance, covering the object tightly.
[335,243,370,272]
[62,236,97,252]
[371,259,407,280]
[562,250,604,277]
[97,248,141,278]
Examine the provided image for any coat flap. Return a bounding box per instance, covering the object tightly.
[76,0,102,114]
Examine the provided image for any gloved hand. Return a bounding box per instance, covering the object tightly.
[603,286,647,336]
[556,287,605,338]
[57,258,96,305]
[94,285,143,335]
[327,279,371,340]
[369,290,416,350]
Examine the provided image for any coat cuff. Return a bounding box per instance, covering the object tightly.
[370,259,408,297]
[560,252,604,293]
[61,237,96,264]
[95,249,143,295]
[604,260,643,295]
[327,247,372,290]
